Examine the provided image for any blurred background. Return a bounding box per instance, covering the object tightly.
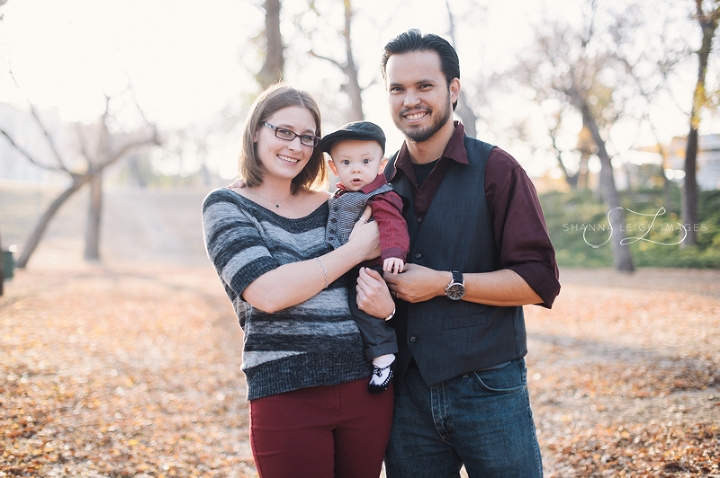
[2,2,719,476]
[1,0,719,273]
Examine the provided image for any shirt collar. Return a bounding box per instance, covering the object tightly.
[336,174,387,193]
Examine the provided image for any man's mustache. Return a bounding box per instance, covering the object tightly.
[399,106,432,116]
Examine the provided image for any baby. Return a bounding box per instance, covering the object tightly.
[319,121,410,393]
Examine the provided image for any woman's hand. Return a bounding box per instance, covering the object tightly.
[355,267,395,319]
[347,207,380,261]
[227,178,246,189]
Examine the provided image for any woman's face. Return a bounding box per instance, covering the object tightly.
[254,106,318,184]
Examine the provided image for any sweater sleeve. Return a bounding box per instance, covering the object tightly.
[484,148,561,308]
[368,190,410,263]
[202,189,279,297]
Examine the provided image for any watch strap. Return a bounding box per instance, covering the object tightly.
[451,270,463,284]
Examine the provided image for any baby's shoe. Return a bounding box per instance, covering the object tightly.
[368,365,393,394]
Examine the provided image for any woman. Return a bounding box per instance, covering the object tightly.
[202,83,396,478]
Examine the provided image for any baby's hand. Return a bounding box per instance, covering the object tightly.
[383,258,405,275]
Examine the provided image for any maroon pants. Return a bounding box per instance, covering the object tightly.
[249,378,394,478]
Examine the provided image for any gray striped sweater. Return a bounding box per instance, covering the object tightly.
[202,188,371,400]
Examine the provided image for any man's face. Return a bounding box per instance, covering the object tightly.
[385,50,459,143]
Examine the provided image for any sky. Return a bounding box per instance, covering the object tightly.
[0,0,713,180]
[0,0,554,121]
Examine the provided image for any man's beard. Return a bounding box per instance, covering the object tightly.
[395,97,452,144]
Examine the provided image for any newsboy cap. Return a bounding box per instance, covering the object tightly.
[318,121,386,154]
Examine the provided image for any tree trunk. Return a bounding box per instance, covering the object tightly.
[655,142,674,213]
[15,176,89,268]
[455,92,478,138]
[256,0,284,89]
[569,85,635,272]
[682,1,718,247]
[84,170,103,261]
[682,128,699,247]
[444,0,478,137]
[0,229,4,296]
[341,0,363,121]
[548,122,578,188]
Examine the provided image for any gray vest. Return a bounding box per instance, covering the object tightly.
[326,183,393,249]
[385,136,526,386]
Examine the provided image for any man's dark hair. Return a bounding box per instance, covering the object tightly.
[381,29,460,109]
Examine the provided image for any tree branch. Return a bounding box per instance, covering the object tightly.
[308,50,344,70]
[0,128,66,173]
[92,95,112,167]
[28,104,72,172]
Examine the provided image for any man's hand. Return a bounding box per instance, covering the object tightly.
[383,263,449,303]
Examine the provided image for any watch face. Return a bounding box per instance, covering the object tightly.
[446,283,465,300]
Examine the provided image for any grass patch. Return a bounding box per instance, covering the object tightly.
[540,187,720,269]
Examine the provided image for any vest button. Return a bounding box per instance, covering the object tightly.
[414,253,422,259]
[330,218,337,223]
[417,217,423,223]
[410,336,417,342]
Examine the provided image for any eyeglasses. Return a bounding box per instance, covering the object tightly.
[262,122,320,148]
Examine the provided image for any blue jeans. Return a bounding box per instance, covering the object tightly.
[384,359,543,478]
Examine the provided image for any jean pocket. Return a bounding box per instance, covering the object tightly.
[470,360,527,393]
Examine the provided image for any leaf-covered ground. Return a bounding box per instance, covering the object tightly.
[2,262,719,477]
[526,268,720,477]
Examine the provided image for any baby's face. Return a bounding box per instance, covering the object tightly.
[328,140,385,192]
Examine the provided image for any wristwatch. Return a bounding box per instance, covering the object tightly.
[445,271,465,300]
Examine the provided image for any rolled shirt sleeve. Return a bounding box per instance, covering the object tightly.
[485,148,561,308]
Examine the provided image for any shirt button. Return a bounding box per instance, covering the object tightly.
[414,253,422,259]
[410,336,417,342]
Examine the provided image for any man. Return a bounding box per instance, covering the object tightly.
[381,29,561,478]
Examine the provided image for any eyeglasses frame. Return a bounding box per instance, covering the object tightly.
[261,122,320,148]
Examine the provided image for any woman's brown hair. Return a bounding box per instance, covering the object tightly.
[239,83,326,194]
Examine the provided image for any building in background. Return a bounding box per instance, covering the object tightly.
[665,134,720,190]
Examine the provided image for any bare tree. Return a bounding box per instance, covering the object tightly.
[308,0,365,121]
[445,0,479,138]
[682,0,720,247]
[75,99,112,261]
[612,9,686,209]
[256,0,284,89]
[513,4,635,271]
[0,97,160,268]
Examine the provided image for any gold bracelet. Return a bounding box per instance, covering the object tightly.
[315,257,329,289]
[384,307,396,321]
